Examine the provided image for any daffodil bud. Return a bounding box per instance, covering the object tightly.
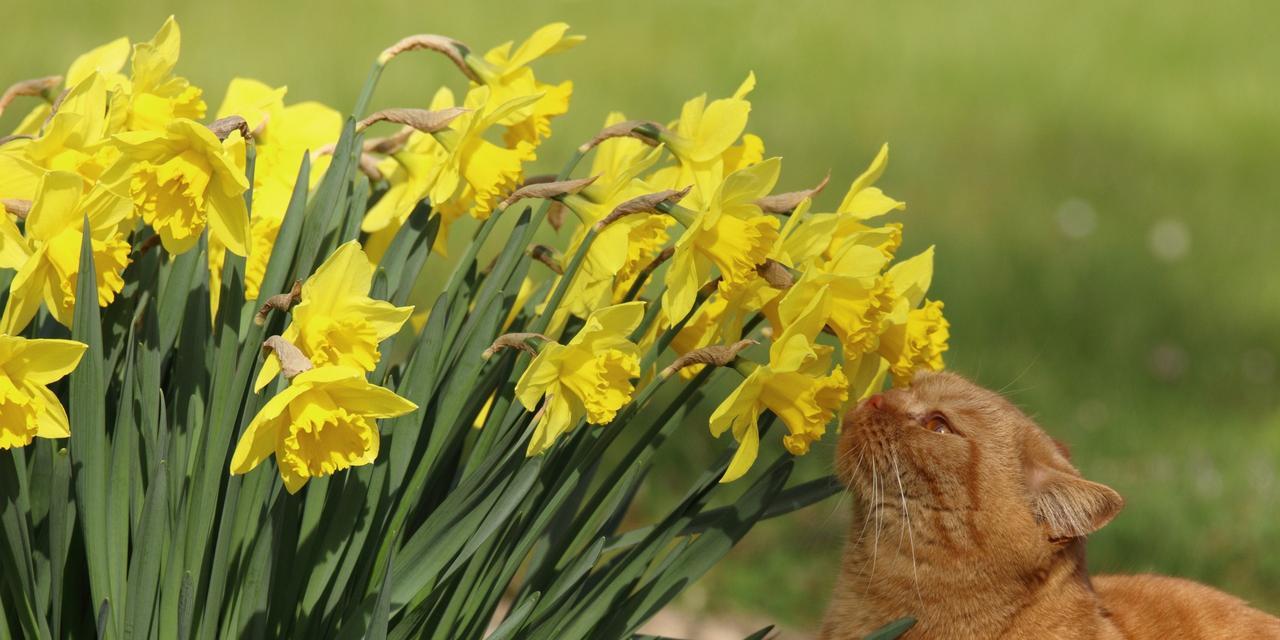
[254,280,302,326]
[208,115,251,141]
[0,75,62,117]
[482,332,551,360]
[357,107,469,134]
[577,119,664,153]
[528,245,564,274]
[755,173,830,214]
[261,336,314,380]
[593,187,691,232]
[498,174,598,210]
[661,339,757,379]
[1,199,31,219]
[377,34,477,81]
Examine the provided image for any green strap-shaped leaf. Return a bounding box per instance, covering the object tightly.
[484,592,541,640]
[122,459,167,640]
[865,617,918,640]
[70,217,113,637]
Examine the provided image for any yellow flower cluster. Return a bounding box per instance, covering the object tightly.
[1,17,949,487]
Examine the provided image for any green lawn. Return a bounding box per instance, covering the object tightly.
[6,0,1279,632]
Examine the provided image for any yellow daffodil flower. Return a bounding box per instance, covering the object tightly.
[106,118,250,256]
[553,113,670,318]
[651,73,755,208]
[662,157,781,324]
[121,17,206,132]
[786,242,895,360]
[709,286,848,483]
[230,365,416,493]
[1,73,120,200]
[362,86,537,256]
[880,300,949,387]
[0,334,86,450]
[875,246,949,385]
[7,36,130,137]
[208,78,342,309]
[0,172,132,334]
[515,301,645,456]
[467,22,583,148]
[254,241,413,391]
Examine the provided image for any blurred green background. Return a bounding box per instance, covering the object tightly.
[6,0,1279,633]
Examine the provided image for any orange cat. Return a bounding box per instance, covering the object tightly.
[819,371,1280,639]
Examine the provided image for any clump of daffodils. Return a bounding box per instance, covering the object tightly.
[0,16,949,638]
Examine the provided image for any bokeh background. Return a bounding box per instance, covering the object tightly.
[6,1,1278,634]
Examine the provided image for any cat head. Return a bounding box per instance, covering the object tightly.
[836,371,1123,554]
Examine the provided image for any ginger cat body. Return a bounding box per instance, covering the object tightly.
[820,372,1280,640]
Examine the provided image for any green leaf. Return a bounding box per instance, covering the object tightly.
[484,591,540,640]
[338,175,371,245]
[294,118,358,279]
[375,201,436,305]
[0,449,45,639]
[600,457,793,637]
[122,459,167,640]
[70,217,113,636]
[865,617,918,640]
[48,445,73,639]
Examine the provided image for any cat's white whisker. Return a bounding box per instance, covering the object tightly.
[893,448,925,608]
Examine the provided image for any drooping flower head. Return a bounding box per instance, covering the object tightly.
[231,366,416,493]
[254,241,413,391]
[515,301,645,455]
[106,118,250,256]
[0,335,86,450]
[0,171,133,334]
[709,286,849,482]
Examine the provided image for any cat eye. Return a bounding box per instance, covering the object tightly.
[925,412,952,435]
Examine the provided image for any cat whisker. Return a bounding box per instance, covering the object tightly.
[868,455,883,587]
[892,448,925,609]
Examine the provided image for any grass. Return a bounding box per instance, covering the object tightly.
[5,0,1279,632]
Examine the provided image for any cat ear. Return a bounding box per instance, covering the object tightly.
[1028,466,1124,541]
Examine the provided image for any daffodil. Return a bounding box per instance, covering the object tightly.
[874,246,949,386]
[208,78,342,309]
[709,286,848,482]
[515,301,645,455]
[7,36,130,137]
[650,73,756,208]
[786,242,896,360]
[361,86,537,255]
[230,365,416,493]
[466,22,584,148]
[880,300,949,386]
[1,72,120,200]
[0,335,86,450]
[662,157,781,324]
[0,171,133,334]
[254,241,413,391]
[822,144,906,259]
[553,113,670,318]
[120,17,206,132]
[105,118,250,256]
